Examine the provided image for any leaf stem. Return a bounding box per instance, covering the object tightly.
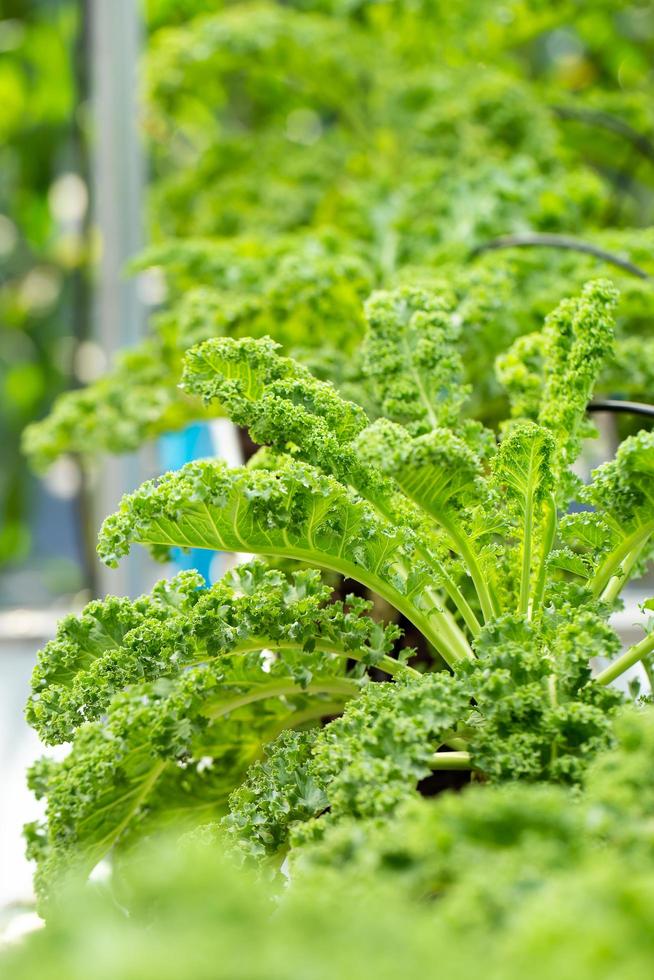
[428,750,473,771]
[443,519,499,622]
[642,656,654,695]
[434,601,476,662]
[438,564,483,638]
[203,678,359,720]
[595,631,654,686]
[590,522,654,598]
[219,638,421,679]
[600,544,647,604]
[371,497,480,645]
[530,494,557,617]
[519,490,534,618]
[440,735,469,751]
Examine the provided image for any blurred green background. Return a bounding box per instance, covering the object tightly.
[0,0,88,604]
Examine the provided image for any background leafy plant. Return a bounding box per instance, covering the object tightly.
[22,0,654,472]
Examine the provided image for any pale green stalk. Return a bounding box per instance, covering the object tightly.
[428,751,473,771]
[600,544,648,604]
[519,490,535,618]
[530,494,557,618]
[590,521,654,598]
[596,631,654,686]
[441,517,499,623]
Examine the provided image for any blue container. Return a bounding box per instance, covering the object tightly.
[158,422,225,585]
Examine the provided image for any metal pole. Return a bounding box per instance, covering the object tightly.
[90,0,150,597]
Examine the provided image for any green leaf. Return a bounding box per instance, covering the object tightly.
[223,671,471,859]
[181,335,371,485]
[354,419,499,621]
[98,457,472,665]
[538,279,617,468]
[361,286,469,436]
[492,422,556,615]
[28,644,360,904]
[28,561,406,746]
[496,280,618,489]
[584,430,654,599]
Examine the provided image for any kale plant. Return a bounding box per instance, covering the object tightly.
[25,279,654,901]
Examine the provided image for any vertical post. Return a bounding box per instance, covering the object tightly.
[90,0,149,597]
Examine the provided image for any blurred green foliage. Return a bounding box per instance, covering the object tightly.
[23,0,654,476]
[6,706,654,979]
[0,0,86,570]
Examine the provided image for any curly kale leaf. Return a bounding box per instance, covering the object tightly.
[26,560,414,904]
[27,658,358,906]
[582,429,654,600]
[497,279,618,485]
[221,672,471,861]
[464,613,623,784]
[97,455,473,666]
[491,421,556,616]
[181,335,372,487]
[361,286,469,436]
[27,561,405,746]
[220,729,327,861]
[182,321,482,644]
[307,672,471,821]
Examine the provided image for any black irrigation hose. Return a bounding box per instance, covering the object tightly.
[587,399,654,420]
[469,233,650,280]
[551,105,654,167]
